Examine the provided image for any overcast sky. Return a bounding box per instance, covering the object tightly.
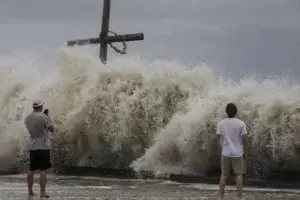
[0,0,300,79]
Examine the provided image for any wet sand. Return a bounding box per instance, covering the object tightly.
[0,174,300,200]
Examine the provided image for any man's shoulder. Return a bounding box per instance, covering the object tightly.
[24,112,33,122]
[218,118,232,124]
[217,119,225,125]
[25,112,47,121]
[235,118,246,126]
[218,118,245,126]
[217,118,229,127]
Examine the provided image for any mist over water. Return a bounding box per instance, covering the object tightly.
[0,48,300,178]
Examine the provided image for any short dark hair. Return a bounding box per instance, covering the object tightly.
[226,103,238,118]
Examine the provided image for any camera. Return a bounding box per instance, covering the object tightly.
[43,109,49,116]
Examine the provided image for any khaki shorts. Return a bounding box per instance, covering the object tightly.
[221,156,246,176]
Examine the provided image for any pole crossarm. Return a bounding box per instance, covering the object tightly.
[67,33,144,46]
[66,0,144,64]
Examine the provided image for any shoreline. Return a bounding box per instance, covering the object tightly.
[1,166,300,189]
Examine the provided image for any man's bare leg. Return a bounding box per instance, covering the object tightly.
[236,175,243,200]
[27,171,35,196]
[219,174,227,200]
[39,170,49,197]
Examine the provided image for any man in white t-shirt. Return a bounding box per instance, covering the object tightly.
[216,103,248,200]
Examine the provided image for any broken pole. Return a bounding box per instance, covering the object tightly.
[67,0,144,64]
[99,0,111,64]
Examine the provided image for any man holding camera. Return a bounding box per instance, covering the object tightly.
[24,100,54,198]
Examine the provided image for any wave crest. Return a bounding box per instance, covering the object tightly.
[0,49,299,178]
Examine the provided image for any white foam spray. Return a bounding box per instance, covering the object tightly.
[0,48,299,178]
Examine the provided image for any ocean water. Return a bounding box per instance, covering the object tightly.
[0,47,299,179]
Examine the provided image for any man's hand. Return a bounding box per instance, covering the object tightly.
[43,109,49,116]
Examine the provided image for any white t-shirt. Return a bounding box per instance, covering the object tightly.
[216,118,247,157]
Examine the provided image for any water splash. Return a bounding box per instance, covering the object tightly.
[0,48,299,179]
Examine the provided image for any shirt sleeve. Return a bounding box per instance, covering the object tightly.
[216,122,221,135]
[43,115,54,132]
[241,122,247,135]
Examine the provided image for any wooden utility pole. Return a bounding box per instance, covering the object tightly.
[67,0,144,64]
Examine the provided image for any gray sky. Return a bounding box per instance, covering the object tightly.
[0,0,300,79]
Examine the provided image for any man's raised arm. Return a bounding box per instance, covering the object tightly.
[44,115,54,133]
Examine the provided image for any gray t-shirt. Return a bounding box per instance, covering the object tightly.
[24,111,54,150]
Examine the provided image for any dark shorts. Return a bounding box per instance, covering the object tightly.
[29,150,51,171]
